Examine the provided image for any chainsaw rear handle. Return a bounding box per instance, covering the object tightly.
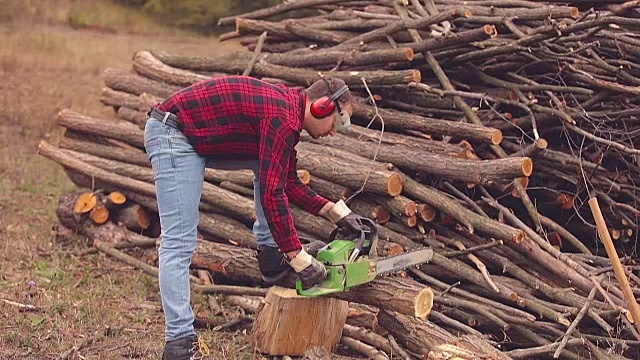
[329,216,378,257]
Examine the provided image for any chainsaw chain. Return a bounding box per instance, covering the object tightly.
[375,246,432,277]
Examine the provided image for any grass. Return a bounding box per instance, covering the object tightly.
[0,1,251,358]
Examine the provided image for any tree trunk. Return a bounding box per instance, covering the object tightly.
[101,87,155,112]
[343,124,467,158]
[56,191,157,247]
[57,109,145,149]
[310,134,532,186]
[354,102,503,145]
[296,148,403,196]
[401,175,526,244]
[217,0,346,26]
[111,202,150,232]
[39,141,258,223]
[192,241,434,318]
[117,106,148,129]
[132,50,213,87]
[252,286,349,356]
[103,67,179,98]
[377,310,510,360]
[148,50,422,87]
[59,131,150,167]
[308,177,353,202]
[265,47,415,68]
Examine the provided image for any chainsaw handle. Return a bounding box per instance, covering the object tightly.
[328,216,378,262]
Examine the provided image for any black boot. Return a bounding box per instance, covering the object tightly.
[256,245,292,285]
[162,334,204,360]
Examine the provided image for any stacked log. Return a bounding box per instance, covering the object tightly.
[38,0,640,358]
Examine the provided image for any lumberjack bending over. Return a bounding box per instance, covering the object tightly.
[144,75,367,360]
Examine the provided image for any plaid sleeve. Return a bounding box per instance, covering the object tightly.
[285,147,329,215]
[258,117,302,253]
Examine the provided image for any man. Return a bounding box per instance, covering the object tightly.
[143,75,366,360]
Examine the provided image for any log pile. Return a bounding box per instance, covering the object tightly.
[39,0,640,358]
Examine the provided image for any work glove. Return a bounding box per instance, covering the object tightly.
[323,200,366,234]
[288,249,327,290]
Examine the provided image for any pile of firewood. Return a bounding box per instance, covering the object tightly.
[39,0,640,358]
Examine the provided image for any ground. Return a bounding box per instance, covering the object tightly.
[0,1,259,359]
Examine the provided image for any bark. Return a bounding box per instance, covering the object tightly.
[117,107,147,128]
[310,134,532,186]
[377,310,509,359]
[402,175,525,244]
[308,177,353,202]
[343,124,467,158]
[56,192,157,247]
[58,132,150,167]
[296,147,404,196]
[236,18,353,44]
[39,141,258,223]
[340,337,388,360]
[341,324,394,355]
[57,109,145,149]
[102,67,179,98]
[348,197,390,224]
[333,9,470,49]
[353,103,502,145]
[264,47,415,68]
[218,0,347,26]
[101,87,152,112]
[148,50,422,87]
[111,202,150,232]
[192,241,434,318]
[219,181,254,198]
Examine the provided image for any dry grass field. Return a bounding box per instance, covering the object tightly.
[0,1,256,358]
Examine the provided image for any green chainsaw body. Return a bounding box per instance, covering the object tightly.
[296,217,433,297]
[295,239,377,297]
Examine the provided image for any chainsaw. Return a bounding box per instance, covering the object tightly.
[296,217,434,297]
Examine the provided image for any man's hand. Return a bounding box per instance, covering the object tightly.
[287,249,327,289]
[320,200,366,234]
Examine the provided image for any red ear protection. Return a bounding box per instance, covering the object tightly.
[310,81,349,119]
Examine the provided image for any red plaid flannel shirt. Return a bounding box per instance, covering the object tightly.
[156,76,329,253]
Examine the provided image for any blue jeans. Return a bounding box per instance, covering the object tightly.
[143,118,277,341]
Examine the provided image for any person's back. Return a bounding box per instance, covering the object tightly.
[156,75,305,160]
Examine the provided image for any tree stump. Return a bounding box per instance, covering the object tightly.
[252,286,349,356]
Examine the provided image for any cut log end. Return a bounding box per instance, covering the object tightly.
[570,7,580,19]
[387,173,403,197]
[535,138,549,149]
[405,201,417,217]
[90,204,109,224]
[402,47,415,61]
[74,192,97,214]
[372,206,391,224]
[483,24,497,38]
[414,286,434,319]
[406,215,418,227]
[521,158,533,177]
[410,70,421,83]
[491,130,502,145]
[511,177,529,198]
[417,204,436,222]
[297,170,311,184]
[108,191,126,205]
